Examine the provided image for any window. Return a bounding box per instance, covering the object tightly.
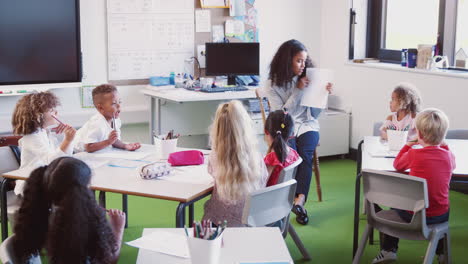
[385,0,440,51]
[456,0,468,53]
[359,0,468,66]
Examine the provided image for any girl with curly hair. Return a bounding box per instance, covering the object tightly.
[13,157,125,264]
[11,91,76,195]
[380,83,422,141]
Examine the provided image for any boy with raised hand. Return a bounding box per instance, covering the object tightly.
[75,84,141,153]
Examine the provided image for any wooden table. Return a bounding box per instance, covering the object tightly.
[352,136,468,257]
[0,145,213,240]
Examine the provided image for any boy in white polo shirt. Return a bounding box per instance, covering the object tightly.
[75,84,141,152]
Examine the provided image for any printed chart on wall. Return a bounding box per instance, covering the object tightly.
[107,0,195,80]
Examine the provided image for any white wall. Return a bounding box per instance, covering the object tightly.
[317,0,468,148]
[0,0,314,134]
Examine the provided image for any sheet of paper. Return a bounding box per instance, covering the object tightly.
[225,20,245,36]
[229,0,246,16]
[195,9,211,32]
[91,148,151,160]
[212,25,225,42]
[300,68,333,109]
[126,230,189,258]
[201,0,227,7]
[158,165,213,184]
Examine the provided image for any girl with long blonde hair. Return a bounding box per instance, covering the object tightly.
[203,100,268,227]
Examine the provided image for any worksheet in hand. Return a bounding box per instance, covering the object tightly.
[107,0,194,80]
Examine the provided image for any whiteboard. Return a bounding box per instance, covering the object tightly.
[107,0,195,80]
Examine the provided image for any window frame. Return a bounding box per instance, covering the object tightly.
[364,0,458,64]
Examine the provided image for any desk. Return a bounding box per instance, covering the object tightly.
[0,145,213,240]
[352,136,468,257]
[141,86,256,143]
[136,227,293,264]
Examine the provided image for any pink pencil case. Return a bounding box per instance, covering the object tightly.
[168,150,204,166]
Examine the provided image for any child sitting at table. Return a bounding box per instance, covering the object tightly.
[380,83,422,141]
[264,110,300,186]
[12,91,76,195]
[202,100,268,227]
[75,84,141,153]
[373,108,455,264]
[13,157,125,264]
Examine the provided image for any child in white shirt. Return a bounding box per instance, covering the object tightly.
[11,91,76,195]
[75,84,141,153]
[380,83,422,141]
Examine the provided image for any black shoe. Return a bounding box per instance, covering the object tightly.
[292,205,309,225]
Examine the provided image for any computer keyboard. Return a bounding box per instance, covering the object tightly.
[199,86,249,93]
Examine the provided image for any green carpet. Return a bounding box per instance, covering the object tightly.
[5,158,468,263]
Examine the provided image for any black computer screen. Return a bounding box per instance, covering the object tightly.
[205,43,259,76]
[0,0,81,85]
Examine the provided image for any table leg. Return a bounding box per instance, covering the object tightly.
[150,97,156,144]
[353,140,364,258]
[150,97,162,144]
[175,191,212,227]
[99,191,106,208]
[122,194,128,228]
[1,178,11,241]
[189,204,194,225]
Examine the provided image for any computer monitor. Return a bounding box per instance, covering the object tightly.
[205,42,259,86]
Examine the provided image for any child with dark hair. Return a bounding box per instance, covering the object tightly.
[13,157,125,264]
[380,82,422,141]
[264,110,300,186]
[264,39,332,225]
[75,84,140,153]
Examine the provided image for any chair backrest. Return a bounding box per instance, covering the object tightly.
[277,157,303,184]
[0,234,42,264]
[0,146,21,175]
[362,169,430,239]
[373,122,383,136]
[446,129,468,140]
[242,179,297,228]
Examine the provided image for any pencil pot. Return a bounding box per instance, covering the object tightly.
[186,232,223,264]
[154,136,178,159]
[387,130,409,151]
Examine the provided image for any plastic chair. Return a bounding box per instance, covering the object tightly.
[0,146,22,227]
[446,129,468,140]
[352,169,451,264]
[255,88,322,202]
[0,234,42,264]
[242,179,311,260]
[373,121,383,137]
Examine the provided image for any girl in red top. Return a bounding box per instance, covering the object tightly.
[373,108,455,264]
[264,110,300,187]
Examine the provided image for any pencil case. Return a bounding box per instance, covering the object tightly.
[168,150,204,166]
[138,162,171,179]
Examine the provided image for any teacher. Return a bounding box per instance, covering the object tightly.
[264,39,332,225]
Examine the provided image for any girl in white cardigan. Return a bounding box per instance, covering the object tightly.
[11,91,76,195]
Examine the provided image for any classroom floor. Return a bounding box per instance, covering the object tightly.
[5,123,467,263]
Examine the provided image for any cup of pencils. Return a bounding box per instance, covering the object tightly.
[154,130,179,159]
[185,220,226,264]
[387,125,409,151]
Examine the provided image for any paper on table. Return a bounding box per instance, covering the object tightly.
[158,165,213,184]
[300,68,333,109]
[91,148,150,160]
[195,9,211,32]
[368,149,399,158]
[126,230,189,258]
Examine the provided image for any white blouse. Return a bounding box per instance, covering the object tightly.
[74,113,122,152]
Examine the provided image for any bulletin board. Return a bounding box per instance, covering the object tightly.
[106,0,258,84]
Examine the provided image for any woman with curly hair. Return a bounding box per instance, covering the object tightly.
[11,91,76,195]
[380,82,422,141]
[264,39,332,225]
[13,157,125,264]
